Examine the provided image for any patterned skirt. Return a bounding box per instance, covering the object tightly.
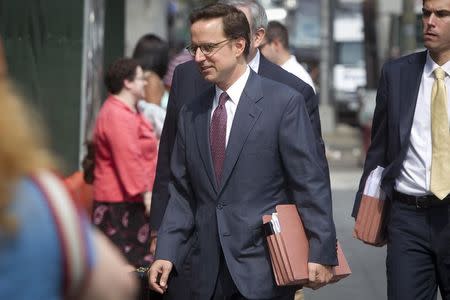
[92,201,153,267]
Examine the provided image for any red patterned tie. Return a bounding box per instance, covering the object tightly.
[210,92,228,184]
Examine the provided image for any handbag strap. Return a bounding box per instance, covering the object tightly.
[31,170,89,299]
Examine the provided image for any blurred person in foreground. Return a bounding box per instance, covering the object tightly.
[0,39,136,300]
[133,33,170,138]
[149,4,336,299]
[354,0,450,299]
[259,20,315,93]
[64,140,95,217]
[92,58,158,267]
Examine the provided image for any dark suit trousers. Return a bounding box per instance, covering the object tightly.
[211,251,295,300]
[386,199,450,300]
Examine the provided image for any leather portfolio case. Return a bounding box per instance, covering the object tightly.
[353,166,388,246]
[353,195,388,245]
[263,204,351,286]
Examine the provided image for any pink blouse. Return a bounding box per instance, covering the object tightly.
[93,96,158,202]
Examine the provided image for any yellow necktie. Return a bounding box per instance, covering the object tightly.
[430,67,450,200]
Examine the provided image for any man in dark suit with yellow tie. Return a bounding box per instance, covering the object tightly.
[148,4,337,300]
[354,0,450,299]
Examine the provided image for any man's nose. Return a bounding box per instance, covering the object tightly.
[194,48,206,62]
[427,13,436,26]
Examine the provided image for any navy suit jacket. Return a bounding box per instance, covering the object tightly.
[151,54,327,230]
[155,71,337,299]
[353,51,427,216]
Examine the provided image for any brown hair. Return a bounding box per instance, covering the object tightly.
[189,3,251,57]
[0,39,54,233]
[266,21,289,49]
[104,58,140,94]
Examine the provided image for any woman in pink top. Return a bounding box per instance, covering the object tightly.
[92,58,158,267]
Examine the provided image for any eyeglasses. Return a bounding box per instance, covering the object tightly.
[186,39,230,56]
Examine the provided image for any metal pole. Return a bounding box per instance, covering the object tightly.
[79,0,105,165]
[401,0,416,54]
[319,0,335,134]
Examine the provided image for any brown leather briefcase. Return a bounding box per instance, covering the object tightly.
[263,204,351,286]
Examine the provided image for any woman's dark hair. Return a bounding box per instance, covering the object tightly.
[132,34,169,78]
[82,140,95,184]
[104,58,139,94]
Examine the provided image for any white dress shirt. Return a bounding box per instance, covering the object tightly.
[395,52,450,195]
[211,66,251,147]
[247,50,260,73]
[282,55,316,93]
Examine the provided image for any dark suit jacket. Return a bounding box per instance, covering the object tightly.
[155,71,337,299]
[151,54,326,230]
[353,51,427,216]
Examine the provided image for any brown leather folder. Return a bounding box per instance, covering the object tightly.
[263,204,351,286]
[353,194,388,245]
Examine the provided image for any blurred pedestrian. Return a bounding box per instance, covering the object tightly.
[92,58,158,267]
[259,20,315,92]
[149,3,336,299]
[354,0,450,299]
[0,38,137,300]
[133,34,169,138]
[162,48,193,90]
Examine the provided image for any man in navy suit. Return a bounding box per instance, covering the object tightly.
[354,0,450,299]
[149,4,337,300]
[149,0,327,234]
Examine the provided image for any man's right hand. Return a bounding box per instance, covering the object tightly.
[148,259,173,294]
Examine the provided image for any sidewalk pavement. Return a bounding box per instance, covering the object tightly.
[323,123,364,191]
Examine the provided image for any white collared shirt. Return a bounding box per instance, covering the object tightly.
[211,66,251,147]
[282,55,316,93]
[248,50,260,73]
[395,52,450,195]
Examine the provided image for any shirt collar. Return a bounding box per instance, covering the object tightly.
[424,51,450,78]
[248,50,260,73]
[108,95,138,114]
[215,66,251,106]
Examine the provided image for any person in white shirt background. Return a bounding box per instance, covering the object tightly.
[259,20,316,93]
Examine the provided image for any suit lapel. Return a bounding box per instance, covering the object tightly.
[398,51,427,149]
[257,54,271,77]
[219,71,263,193]
[194,87,218,192]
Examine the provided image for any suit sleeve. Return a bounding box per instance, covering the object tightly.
[154,106,195,272]
[150,65,182,230]
[352,66,389,217]
[279,93,338,266]
[301,84,323,139]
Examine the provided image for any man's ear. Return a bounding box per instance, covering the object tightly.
[252,27,265,48]
[234,37,246,57]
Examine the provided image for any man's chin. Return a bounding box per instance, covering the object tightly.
[202,73,217,83]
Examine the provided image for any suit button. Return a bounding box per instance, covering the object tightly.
[217,203,223,209]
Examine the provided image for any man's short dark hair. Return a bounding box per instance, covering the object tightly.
[266,21,289,49]
[189,3,251,57]
[104,58,139,94]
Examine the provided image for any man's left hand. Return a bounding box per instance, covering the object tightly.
[304,262,333,290]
